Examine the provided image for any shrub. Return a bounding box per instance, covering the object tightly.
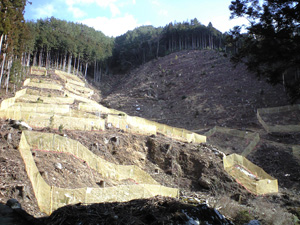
[36,97,43,103]
[234,210,254,225]
[58,124,64,133]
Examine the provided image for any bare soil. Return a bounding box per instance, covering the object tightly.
[0,51,300,224]
[261,110,300,125]
[100,50,290,131]
[206,132,248,155]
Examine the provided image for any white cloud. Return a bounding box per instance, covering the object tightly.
[132,0,136,4]
[203,16,249,33]
[80,14,140,37]
[150,0,160,6]
[94,0,117,8]
[65,0,120,17]
[109,4,121,17]
[32,4,56,19]
[68,6,86,18]
[159,9,168,17]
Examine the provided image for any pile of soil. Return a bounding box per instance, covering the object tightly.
[41,196,233,225]
[33,150,137,188]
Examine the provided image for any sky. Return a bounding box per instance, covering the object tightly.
[24,0,249,37]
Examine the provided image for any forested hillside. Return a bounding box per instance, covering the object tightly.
[0,0,226,94]
[0,0,28,93]
[0,0,299,101]
[26,18,114,79]
[229,0,300,102]
[111,19,225,73]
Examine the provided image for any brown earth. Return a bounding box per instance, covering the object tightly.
[0,50,300,224]
[100,50,291,131]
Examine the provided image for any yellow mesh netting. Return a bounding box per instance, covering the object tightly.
[55,70,85,87]
[223,154,278,195]
[257,105,300,133]
[30,66,47,76]
[19,131,179,215]
[65,83,94,98]
[205,126,260,157]
[24,78,63,91]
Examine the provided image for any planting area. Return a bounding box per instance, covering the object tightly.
[0,51,300,224]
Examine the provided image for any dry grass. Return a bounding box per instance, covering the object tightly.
[209,195,295,225]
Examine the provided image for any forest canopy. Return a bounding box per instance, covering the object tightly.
[1,0,299,101]
[0,5,225,90]
[229,0,300,101]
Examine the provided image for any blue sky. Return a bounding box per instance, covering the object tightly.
[24,0,248,37]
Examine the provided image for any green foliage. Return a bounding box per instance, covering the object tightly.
[49,115,54,128]
[111,19,225,73]
[58,124,64,133]
[36,97,43,103]
[10,60,23,85]
[234,210,254,225]
[23,17,113,77]
[229,0,300,101]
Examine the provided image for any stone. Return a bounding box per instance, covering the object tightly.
[198,176,211,189]
[54,162,62,170]
[6,199,21,209]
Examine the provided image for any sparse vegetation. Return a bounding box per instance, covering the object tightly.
[36,97,43,103]
[234,210,254,225]
[58,124,64,133]
[49,115,54,128]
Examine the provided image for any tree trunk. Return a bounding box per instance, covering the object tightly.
[33,52,37,66]
[62,54,67,71]
[73,56,77,74]
[0,34,3,55]
[0,53,6,87]
[99,65,102,83]
[38,49,43,67]
[67,54,72,74]
[77,53,80,75]
[60,54,63,69]
[156,36,160,58]
[55,54,59,68]
[46,51,49,69]
[5,57,12,94]
[94,59,97,82]
[26,52,31,67]
[84,63,88,78]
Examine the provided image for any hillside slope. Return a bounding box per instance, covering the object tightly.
[102,50,289,132]
[0,64,299,224]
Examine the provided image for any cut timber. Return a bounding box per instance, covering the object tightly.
[223,154,278,195]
